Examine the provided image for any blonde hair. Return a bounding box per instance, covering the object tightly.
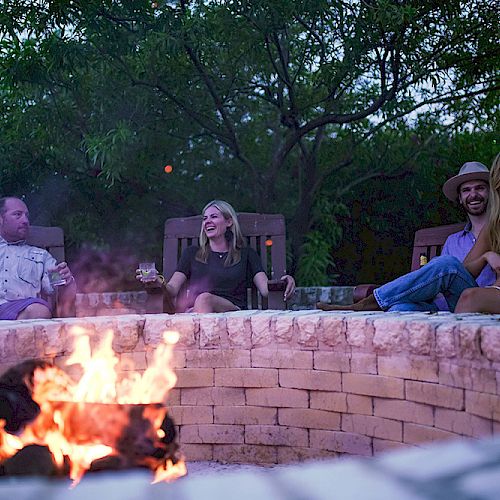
[488,153,500,253]
[196,200,245,266]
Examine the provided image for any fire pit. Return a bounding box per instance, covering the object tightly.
[0,327,186,485]
[1,311,499,468]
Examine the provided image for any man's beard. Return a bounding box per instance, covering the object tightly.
[464,199,488,216]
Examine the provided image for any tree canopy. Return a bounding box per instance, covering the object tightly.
[0,0,498,287]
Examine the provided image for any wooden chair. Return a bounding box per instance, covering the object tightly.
[410,222,465,271]
[353,222,466,303]
[26,225,75,317]
[145,213,288,313]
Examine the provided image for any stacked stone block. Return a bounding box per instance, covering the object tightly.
[74,286,355,317]
[75,291,148,316]
[0,310,498,464]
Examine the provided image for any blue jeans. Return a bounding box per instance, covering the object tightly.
[374,255,478,312]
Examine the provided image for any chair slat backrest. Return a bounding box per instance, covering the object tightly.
[410,222,465,271]
[26,225,65,262]
[25,225,75,317]
[163,213,286,309]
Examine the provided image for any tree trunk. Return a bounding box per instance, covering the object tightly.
[289,152,318,273]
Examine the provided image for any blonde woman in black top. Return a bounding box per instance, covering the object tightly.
[140,200,295,313]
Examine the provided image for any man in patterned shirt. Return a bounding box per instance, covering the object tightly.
[0,197,76,320]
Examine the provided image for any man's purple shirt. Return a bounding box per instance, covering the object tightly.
[441,222,495,287]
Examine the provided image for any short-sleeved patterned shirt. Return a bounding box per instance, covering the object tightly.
[0,237,56,305]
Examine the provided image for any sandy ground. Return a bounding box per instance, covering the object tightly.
[185,461,283,477]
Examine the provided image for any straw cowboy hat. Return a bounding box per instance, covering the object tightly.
[442,161,490,201]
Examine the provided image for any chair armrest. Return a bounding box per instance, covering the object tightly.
[267,279,287,310]
[55,286,76,318]
[353,284,378,303]
[145,284,176,314]
[56,296,76,317]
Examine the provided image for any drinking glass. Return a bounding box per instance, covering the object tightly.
[139,262,158,282]
[48,270,66,287]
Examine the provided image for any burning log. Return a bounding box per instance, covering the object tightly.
[0,444,64,477]
[0,361,69,478]
[0,360,46,434]
[0,327,186,484]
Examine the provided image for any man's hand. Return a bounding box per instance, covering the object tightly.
[49,262,75,287]
[280,275,296,301]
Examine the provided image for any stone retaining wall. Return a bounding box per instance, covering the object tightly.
[0,310,499,464]
[74,286,354,316]
[75,291,149,316]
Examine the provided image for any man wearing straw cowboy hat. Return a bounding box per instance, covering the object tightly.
[317,160,495,312]
[392,160,495,312]
[440,161,495,289]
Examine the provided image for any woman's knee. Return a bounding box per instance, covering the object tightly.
[455,288,477,312]
[193,292,215,312]
[194,292,214,304]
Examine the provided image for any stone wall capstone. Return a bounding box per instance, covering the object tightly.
[0,310,499,463]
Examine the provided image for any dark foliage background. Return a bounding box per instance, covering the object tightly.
[0,0,498,290]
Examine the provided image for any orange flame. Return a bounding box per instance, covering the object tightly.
[0,327,185,485]
[0,421,23,460]
[153,458,188,483]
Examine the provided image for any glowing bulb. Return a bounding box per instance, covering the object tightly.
[164,165,173,174]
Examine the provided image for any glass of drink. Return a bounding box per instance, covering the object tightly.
[48,270,66,287]
[139,262,158,282]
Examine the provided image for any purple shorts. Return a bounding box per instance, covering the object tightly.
[0,298,51,320]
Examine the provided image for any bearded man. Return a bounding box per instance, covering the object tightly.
[0,197,76,320]
[440,161,495,287]
[317,160,495,312]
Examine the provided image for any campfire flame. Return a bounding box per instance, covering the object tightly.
[0,326,186,485]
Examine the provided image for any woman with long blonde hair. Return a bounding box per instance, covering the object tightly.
[318,153,500,314]
[140,200,295,313]
[453,153,500,312]
[195,200,245,267]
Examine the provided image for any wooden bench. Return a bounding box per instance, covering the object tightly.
[146,213,288,313]
[353,222,465,302]
[27,225,75,317]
